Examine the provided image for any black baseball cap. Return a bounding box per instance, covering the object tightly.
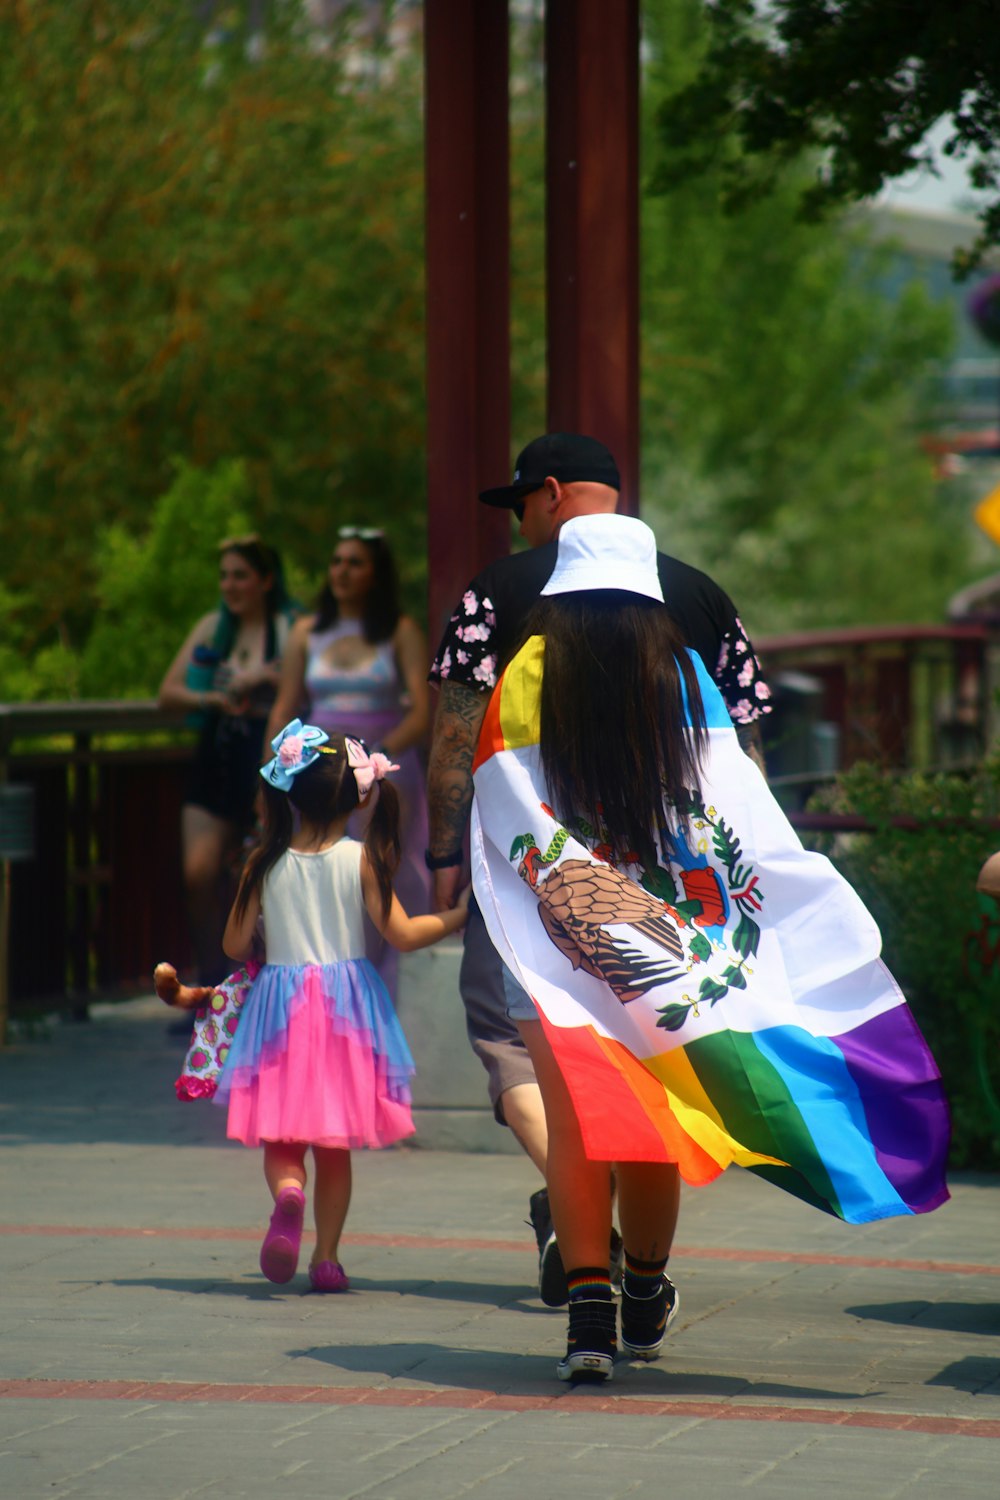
[478,432,621,509]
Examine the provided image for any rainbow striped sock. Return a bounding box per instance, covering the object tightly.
[622,1252,668,1299]
[566,1266,613,1302]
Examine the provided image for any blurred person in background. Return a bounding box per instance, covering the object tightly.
[267,526,431,996]
[159,536,296,982]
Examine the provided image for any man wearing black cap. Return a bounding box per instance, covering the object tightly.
[426,432,772,1305]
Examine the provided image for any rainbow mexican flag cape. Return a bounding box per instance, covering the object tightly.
[470,636,950,1224]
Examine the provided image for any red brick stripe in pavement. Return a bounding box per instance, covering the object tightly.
[2,1224,999,1277]
[1,1379,998,1437]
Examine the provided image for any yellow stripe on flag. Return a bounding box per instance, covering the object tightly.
[498,636,545,752]
[643,1045,787,1171]
[473,637,545,773]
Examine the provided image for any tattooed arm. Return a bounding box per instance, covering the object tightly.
[427,680,489,911]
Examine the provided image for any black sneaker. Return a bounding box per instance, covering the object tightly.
[620,1274,679,1361]
[528,1188,568,1308]
[609,1227,624,1294]
[556,1295,617,1384]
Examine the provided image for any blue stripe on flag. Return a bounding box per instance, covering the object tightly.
[680,650,735,729]
[750,1026,910,1223]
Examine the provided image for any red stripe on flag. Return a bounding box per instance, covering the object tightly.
[472,672,507,772]
[539,1013,723,1180]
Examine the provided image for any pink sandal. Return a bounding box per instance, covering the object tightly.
[259,1186,306,1284]
[309,1260,350,1293]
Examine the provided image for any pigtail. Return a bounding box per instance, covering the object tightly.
[233,784,293,923]
[363,780,402,922]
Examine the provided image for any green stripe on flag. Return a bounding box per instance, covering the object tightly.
[686,1029,844,1218]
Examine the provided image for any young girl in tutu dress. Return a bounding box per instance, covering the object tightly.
[216,718,468,1292]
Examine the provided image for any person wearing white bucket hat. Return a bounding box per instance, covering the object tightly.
[427,433,773,1307]
[474,510,702,1380]
[469,511,947,1383]
[539,513,665,602]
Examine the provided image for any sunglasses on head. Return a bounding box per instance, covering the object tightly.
[337,526,383,541]
[218,532,261,550]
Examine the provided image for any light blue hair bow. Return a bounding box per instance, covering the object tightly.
[260,719,330,792]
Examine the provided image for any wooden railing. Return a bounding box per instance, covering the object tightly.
[0,703,194,1039]
[756,623,993,806]
[0,621,996,1036]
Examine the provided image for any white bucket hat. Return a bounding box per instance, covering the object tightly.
[540,514,663,602]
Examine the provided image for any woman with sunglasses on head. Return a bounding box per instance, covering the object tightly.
[266,527,431,998]
[159,536,298,982]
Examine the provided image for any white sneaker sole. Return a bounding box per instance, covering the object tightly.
[557,1351,615,1383]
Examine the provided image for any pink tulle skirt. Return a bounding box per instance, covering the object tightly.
[213,959,415,1149]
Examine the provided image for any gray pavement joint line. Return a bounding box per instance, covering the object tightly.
[47,1426,178,1486]
[336,1424,525,1500]
[0,1411,81,1443]
[735,1430,824,1490]
[355,1411,507,1461]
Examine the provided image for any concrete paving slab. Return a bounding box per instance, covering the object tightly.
[1,998,998,1500]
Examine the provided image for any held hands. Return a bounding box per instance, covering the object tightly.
[441,883,472,938]
[433,865,467,913]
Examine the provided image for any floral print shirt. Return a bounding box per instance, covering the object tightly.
[429,545,772,727]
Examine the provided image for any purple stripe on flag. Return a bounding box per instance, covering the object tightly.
[833,1004,950,1214]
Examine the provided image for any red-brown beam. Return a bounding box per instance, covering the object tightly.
[424,0,512,646]
[545,0,640,515]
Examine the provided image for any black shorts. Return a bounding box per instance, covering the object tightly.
[186,714,268,831]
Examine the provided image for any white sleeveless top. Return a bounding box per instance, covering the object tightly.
[261,839,366,966]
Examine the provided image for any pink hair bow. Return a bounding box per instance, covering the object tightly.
[346,737,399,797]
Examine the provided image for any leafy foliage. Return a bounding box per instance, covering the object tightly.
[639,0,973,633]
[654,0,1000,274]
[0,1,427,667]
[808,761,1000,1167]
[77,460,258,698]
[0,0,982,700]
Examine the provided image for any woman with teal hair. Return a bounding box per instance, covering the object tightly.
[159,535,297,981]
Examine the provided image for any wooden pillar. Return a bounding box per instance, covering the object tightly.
[545,0,640,515]
[424,0,511,646]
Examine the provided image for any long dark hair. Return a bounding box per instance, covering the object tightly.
[233,735,401,924]
[215,537,294,659]
[526,593,707,871]
[311,532,401,642]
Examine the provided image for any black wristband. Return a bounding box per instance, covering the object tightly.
[424,848,464,871]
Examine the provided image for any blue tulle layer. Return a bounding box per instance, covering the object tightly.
[215,958,414,1103]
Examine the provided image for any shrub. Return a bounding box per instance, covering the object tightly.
[807,762,1000,1169]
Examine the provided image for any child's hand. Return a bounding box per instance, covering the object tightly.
[456,883,472,913]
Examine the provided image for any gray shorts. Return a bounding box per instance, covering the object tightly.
[460,898,537,1121]
[501,963,538,1022]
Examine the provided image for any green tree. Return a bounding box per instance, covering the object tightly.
[0,0,427,660]
[654,0,1000,273]
[77,459,258,698]
[639,0,971,631]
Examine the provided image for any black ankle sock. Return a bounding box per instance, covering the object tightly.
[622,1251,668,1298]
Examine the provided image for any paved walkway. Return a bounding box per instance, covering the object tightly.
[1,997,998,1499]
